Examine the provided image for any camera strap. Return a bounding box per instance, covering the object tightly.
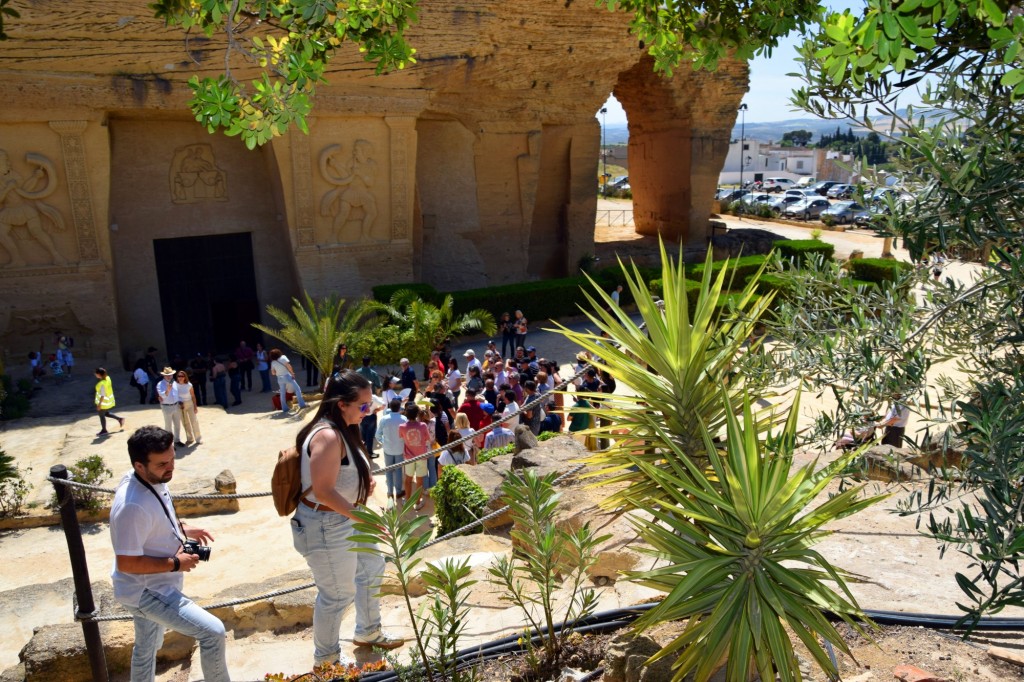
[133,472,186,547]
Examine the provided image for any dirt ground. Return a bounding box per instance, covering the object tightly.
[2,216,1023,680]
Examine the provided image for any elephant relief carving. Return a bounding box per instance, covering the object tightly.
[0,150,68,268]
[171,144,227,203]
[319,140,379,243]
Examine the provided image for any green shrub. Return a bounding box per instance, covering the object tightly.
[430,466,488,536]
[51,455,113,512]
[448,278,591,321]
[849,257,913,284]
[754,203,774,219]
[372,282,442,305]
[753,273,796,299]
[772,239,835,267]
[688,255,768,291]
[593,262,660,305]
[0,450,31,518]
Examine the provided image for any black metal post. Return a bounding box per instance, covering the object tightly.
[50,464,109,682]
[738,103,748,218]
[600,107,608,196]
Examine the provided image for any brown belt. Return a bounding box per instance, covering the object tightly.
[301,497,339,513]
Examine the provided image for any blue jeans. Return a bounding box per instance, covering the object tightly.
[291,503,383,665]
[360,413,378,456]
[124,588,229,682]
[384,453,404,496]
[278,373,307,412]
[425,455,437,490]
[259,368,271,392]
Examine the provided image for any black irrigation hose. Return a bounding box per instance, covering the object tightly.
[355,601,1024,682]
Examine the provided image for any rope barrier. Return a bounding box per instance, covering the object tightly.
[74,465,587,623]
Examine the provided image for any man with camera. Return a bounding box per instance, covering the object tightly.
[110,426,230,681]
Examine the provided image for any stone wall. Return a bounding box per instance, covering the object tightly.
[0,0,747,362]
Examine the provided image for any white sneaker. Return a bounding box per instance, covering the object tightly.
[353,630,405,650]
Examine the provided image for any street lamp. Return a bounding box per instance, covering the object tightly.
[738,103,748,194]
[600,107,608,196]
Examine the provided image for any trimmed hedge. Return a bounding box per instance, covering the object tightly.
[688,254,768,286]
[848,258,913,284]
[772,239,835,267]
[447,277,595,319]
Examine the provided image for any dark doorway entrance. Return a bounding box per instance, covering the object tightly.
[153,232,261,358]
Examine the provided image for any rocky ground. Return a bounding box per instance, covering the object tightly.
[2,217,1023,681]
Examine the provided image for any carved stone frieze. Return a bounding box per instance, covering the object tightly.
[290,131,317,247]
[50,120,99,262]
[0,148,69,270]
[318,140,380,244]
[170,144,227,203]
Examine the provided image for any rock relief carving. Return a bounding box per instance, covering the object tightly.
[1,306,93,351]
[171,144,227,203]
[319,140,379,243]
[0,150,68,268]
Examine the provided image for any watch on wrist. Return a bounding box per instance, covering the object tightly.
[171,556,180,572]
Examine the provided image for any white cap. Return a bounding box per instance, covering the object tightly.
[463,349,475,357]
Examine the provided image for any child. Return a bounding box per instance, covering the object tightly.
[398,403,431,511]
[48,354,66,384]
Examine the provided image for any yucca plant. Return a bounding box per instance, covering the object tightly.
[625,390,884,681]
[553,241,777,509]
[252,292,375,380]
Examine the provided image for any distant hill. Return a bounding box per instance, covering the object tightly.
[600,109,948,145]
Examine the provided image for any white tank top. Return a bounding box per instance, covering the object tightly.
[299,421,365,506]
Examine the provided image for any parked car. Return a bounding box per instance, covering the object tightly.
[809,181,841,196]
[820,201,865,224]
[854,204,891,226]
[768,194,806,214]
[740,192,775,206]
[785,189,816,199]
[717,189,750,204]
[826,184,856,199]
[794,176,817,188]
[763,177,797,193]
[784,197,832,220]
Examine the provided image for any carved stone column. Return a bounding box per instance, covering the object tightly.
[290,127,317,248]
[49,120,99,262]
[385,116,417,241]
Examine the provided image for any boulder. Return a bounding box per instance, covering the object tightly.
[461,458,515,530]
[857,445,920,483]
[172,477,240,517]
[914,431,968,471]
[547,484,641,584]
[601,632,675,682]
[514,424,539,454]
[214,470,237,494]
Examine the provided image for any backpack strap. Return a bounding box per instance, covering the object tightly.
[299,421,335,504]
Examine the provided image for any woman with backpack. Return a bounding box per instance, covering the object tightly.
[290,369,405,667]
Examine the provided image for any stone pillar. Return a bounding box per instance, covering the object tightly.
[385,116,417,242]
[629,125,692,242]
[289,125,317,249]
[688,133,731,246]
[49,120,100,263]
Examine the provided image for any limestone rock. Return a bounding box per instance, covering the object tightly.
[511,435,587,480]
[172,478,240,517]
[914,431,968,470]
[214,470,237,494]
[859,446,918,483]
[0,663,25,682]
[380,534,513,597]
[461,458,515,530]
[601,632,675,682]
[513,424,539,455]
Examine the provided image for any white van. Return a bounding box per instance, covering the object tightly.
[794,177,817,188]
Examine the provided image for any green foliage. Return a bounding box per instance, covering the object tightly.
[420,558,478,682]
[781,129,814,147]
[555,243,776,510]
[0,449,31,518]
[444,279,584,321]
[253,292,373,379]
[848,257,913,284]
[602,0,822,76]
[151,0,419,147]
[626,392,883,681]
[430,466,488,537]
[0,375,31,420]
[363,290,495,366]
[487,470,607,671]
[772,239,835,267]
[372,282,442,306]
[594,262,661,305]
[688,255,768,288]
[53,455,113,512]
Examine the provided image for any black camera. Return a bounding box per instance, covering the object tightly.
[182,540,212,562]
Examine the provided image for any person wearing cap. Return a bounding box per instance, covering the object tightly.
[463,349,482,373]
[156,367,184,446]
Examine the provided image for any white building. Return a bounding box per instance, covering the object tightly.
[719,139,819,185]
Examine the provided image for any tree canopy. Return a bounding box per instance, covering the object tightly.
[780,129,814,147]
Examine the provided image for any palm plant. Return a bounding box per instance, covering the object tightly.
[624,391,884,681]
[363,290,496,366]
[252,292,375,381]
[553,241,777,509]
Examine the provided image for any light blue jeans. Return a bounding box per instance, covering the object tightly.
[277,373,307,412]
[291,502,384,665]
[124,588,229,682]
[425,455,437,490]
[384,452,404,497]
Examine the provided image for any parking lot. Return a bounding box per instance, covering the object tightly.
[715,182,912,227]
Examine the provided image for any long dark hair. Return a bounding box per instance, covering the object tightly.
[295,369,372,504]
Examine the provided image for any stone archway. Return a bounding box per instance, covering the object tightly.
[613,56,748,245]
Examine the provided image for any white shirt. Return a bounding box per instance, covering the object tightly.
[447,369,462,391]
[271,356,292,377]
[466,357,482,373]
[174,381,194,403]
[109,472,185,607]
[156,379,177,404]
[884,403,910,428]
[484,426,515,450]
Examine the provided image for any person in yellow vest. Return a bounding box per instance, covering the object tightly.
[95,367,126,437]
